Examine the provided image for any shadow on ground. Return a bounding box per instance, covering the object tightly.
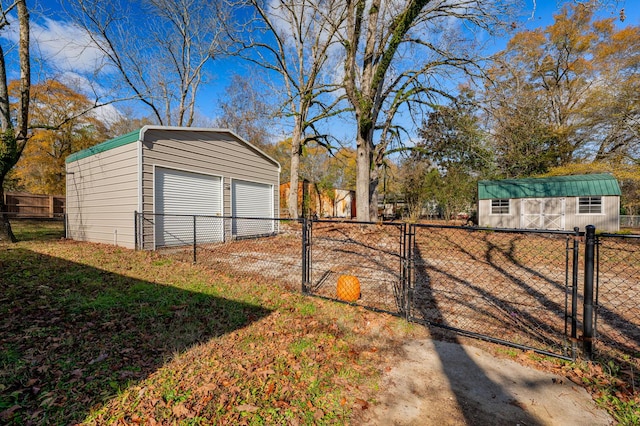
[411,243,544,425]
[0,247,271,425]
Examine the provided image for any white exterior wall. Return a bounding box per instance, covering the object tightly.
[478,196,620,232]
[66,143,139,248]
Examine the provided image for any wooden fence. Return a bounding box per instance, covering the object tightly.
[2,192,65,218]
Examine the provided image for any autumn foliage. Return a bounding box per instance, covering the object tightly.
[8,80,107,194]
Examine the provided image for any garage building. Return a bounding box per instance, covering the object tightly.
[66,126,280,249]
[477,174,621,232]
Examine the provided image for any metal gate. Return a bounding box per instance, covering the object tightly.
[301,220,580,359]
[407,224,579,359]
[302,219,408,316]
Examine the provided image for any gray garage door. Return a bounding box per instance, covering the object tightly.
[232,180,274,238]
[155,168,223,247]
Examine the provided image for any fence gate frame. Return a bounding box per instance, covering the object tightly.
[403,223,580,360]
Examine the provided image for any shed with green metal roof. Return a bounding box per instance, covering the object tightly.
[477,174,621,232]
[65,126,281,249]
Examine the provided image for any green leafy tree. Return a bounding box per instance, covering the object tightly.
[402,92,493,220]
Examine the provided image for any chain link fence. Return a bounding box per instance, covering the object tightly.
[136,213,303,290]
[306,220,407,315]
[135,213,640,362]
[620,215,640,228]
[409,225,578,359]
[595,234,640,362]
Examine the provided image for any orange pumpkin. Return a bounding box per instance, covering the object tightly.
[337,275,360,302]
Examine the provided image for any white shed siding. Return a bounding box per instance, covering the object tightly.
[566,195,619,232]
[478,196,620,232]
[66,143,139,248]
[478,199,521,229]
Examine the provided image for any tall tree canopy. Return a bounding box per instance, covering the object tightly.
[231,0,347,218]
[68,0,231,126]
[485,0,640,177]
[340,0,517,220]
[215,73,275,150]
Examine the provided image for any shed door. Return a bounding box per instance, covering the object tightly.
[232,180,274,238]
[155,168,223,247]
[520,198,565,230]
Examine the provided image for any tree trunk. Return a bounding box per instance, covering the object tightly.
[0,185,16,243]
[355,130,372,222]
[288,123,303,219]
[0,0,29,243]
[369,165,380,221]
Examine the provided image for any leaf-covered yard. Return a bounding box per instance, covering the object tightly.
[0,237,422,425]
[2,222,639,424]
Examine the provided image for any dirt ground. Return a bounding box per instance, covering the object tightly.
[359,338,613,426]
[183,221,640,360]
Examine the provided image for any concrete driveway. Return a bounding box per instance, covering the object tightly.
[361,339,612,425]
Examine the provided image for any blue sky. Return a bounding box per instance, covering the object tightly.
[3,0,639,139]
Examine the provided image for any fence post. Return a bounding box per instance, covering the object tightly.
[134,212,138,250]
[301,218,306,293]
[301,217,311,294]
[404,224,414,321]
[583,225,596,359]
[193,215,197,263]
[570,227,580,357]
[400,223,406,319]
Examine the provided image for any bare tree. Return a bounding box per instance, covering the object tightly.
[215,73,275,150]
[0,0,30,242]
[68,0,230,126]
[230,0,348,218]
[340,0,517,221]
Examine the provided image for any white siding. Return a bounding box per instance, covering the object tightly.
[479,196,620,232]
[66,143,138,248]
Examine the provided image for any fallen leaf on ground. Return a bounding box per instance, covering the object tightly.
[236,404,259,413]
[354,398,369,410]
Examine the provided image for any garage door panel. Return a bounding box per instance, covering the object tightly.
[232,180,274,238]
[155,168,223,247]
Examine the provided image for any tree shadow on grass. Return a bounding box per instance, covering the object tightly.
[0,247,271,425]
[10,219,65,242]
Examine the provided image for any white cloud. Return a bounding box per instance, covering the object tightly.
[89,103,123,126]
[1,14,109,74]
[58,71,108,97]
[31,17,109,74]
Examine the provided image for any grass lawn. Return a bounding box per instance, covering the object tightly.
[0,237,421,425]
[2,222,639,424]
[8,219,65,242]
